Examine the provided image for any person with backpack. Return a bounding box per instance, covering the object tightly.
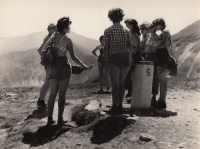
[92,35,110,93]
[37,23,57,109]
[104,8,133,115]
[152,18,171,109]
[124,19,141,99]
[44,17,90,126]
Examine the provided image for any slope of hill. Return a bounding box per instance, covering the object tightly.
[0,47,98,88]
[171,19,200,78]
[0,30,100,88]
[0,30,99,54]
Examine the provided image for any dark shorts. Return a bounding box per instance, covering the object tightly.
[155,48,170,68]
[97,55,105,65]
[49,57,71,80]
[145,52,156,62]
[109,52,131,68]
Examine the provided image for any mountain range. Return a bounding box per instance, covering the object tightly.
[0,31,99,88]
[0,20,200,88]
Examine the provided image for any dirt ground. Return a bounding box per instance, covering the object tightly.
[0,84,199,149]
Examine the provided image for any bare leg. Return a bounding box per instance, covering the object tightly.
[58,77,70,117]
[152,65,159,98]
[157,66,167,101]
[48,79,59,117]
[98,62,104,90]
[109,63,120,106]
[40,73,50,101]
[119,67,130,106]
[104,66,110,90]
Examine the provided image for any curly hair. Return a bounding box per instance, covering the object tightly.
[108,8,125,23]
[99,35,104,42]
[125,19,141,36]
[47,23,56,31]
[152,18,166,29]
[57,17,72,33]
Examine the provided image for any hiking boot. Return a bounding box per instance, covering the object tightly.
[46,117,55,126]
[155,100,166,109]
[97,88,104,94]
[107,88,111,93]
[37,98,47,109]
[57,116,68,126]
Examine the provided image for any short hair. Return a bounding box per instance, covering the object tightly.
[47,23,56,31]
[152,18,166,29]
[140,21,149,30]
[108,8,125,23]
[146,23,155,29]
[99,35,104,42]
[57,17,72,33]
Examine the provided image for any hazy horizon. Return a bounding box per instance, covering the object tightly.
[0,0,200,40]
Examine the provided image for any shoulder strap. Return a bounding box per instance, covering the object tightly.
[59,36,65,44]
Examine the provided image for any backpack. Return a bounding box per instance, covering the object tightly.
[166,32,178,76]
[40,36,56,67]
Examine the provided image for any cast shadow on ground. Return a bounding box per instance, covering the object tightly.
[128,108,177,118]
[22,124,73,147]
[90,115,127,144]
[25,109,48,120]
[91,91,111,94]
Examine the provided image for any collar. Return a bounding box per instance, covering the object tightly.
[113,22,120,25]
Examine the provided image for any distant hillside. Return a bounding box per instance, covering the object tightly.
[0,48,98,88]
[171,19,200,78]
[0,30,99,54]
[0,30,100,88]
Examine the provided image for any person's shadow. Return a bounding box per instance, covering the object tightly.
[25,109,48,120]
[128,107,177,118]
[90,115,127,144]
[22,124,73,147]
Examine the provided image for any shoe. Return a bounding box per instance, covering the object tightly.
[37,98,47,109]
[106,105,123,115]
[57,116,68,126]
[125,93,131,98]
[46,117,55,126]
[151,97,156,108]
[97,88,104,94]
[154,100,166,109]
[107,88,111,93]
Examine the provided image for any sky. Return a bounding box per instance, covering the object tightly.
[0,0,200,40]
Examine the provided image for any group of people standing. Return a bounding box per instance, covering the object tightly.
[92,8,171,114]
[37,7,172,126]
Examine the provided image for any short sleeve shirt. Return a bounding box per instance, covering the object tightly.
[104,23,131,55]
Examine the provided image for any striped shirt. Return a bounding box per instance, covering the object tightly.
[104,23,131,55]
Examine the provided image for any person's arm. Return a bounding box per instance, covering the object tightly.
[92,45,100,57]
[67,38,88,69]
[128,34,133,52]
[155,31,168,49]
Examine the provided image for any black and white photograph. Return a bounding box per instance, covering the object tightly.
[0,0,199,148]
